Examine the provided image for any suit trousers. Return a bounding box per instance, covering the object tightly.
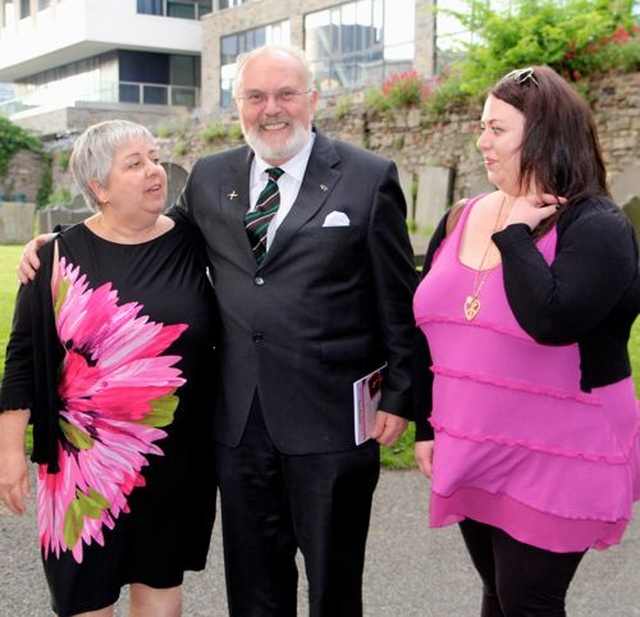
[459,518,586,617]
[214,393,380,617]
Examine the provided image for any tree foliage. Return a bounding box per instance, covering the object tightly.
[0,115,42,178]
[441,0,640,101]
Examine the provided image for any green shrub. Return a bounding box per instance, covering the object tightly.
[155,120,189,139]
[199,122,227,144]
[332,95,354,120]
[45,188,72,207]
[228,123,244,141]
[438,0,640,101]
[366,0,640,117]
[173,141,188,156]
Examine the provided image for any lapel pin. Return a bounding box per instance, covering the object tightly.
[227,190,238,201]
[319,184,328,192]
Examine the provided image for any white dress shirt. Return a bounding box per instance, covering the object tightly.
[249,132,316,250]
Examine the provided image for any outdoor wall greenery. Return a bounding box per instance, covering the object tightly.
[0,115,51,205]
[366,0,640,114]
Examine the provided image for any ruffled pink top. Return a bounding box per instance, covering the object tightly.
[413,198,640,552]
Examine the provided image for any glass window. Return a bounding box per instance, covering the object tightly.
[143,85,168,105]
[137,0,163,15]
[306,0,395,91]
[197,0,213,17]
[170,55,199,86]
[171,86,197,107]
[218,0,247,9]
[138,0,212,19]
[119,83,141,103]
[168,1,196,19]
[220,20,290,107]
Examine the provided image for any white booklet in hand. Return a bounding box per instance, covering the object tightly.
[353,363,387,445]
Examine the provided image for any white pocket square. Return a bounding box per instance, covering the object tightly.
[322,211,350,227]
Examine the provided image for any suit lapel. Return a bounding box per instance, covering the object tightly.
[219,147,255,260]
[266,134,341,264]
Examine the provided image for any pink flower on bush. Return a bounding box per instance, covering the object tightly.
[38,257,187,563]
[381,69,432,106]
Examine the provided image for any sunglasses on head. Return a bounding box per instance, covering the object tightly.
[504,67,539,88]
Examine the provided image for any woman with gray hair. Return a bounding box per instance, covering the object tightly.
[0,119,218,617]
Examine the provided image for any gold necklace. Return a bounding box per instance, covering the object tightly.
[463,195,506,321]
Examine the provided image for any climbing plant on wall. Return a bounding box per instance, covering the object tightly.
[0,115,42,178]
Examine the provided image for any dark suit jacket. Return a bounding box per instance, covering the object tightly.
[172,130,419,454]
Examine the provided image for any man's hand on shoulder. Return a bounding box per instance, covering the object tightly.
[17,233,55,284]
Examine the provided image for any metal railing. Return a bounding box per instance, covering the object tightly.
[0,81,199,117]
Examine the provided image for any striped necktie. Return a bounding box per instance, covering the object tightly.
[244,167,285,264]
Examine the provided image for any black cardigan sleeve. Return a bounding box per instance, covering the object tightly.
[493,197,640,391]
[492,197,638,344]
[413,210,451,441]
[0,239,63,471]
[0,281,36,412]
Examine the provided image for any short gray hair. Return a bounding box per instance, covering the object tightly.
[232,44,313,98]
[70,119,155,210]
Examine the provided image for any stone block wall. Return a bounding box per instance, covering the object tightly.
[1,150,45,204]
[4,71,640,244]
[0,201,36,243]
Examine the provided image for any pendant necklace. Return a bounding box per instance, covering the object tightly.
[463,195,506,321]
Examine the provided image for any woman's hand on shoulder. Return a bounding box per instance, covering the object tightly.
[504,193,566,231]
[414,439,435,479]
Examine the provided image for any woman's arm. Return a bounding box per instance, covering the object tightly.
[0,409,31,514]
[493,198,638,344]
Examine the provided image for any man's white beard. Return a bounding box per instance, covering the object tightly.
[243,120,311,162]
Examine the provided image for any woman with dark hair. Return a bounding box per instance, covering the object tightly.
[413,65,640,616]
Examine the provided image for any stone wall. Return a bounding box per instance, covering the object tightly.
[7,71,640,243]
[0,201,36,243]
[1,149,45,204]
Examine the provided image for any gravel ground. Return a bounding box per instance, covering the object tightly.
[1,467,639,616]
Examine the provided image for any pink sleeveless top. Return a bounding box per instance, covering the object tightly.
[413,196,640,552]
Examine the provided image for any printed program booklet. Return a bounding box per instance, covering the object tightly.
[353,363,387,445]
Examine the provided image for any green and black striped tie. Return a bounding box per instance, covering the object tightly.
[244,167,285,264]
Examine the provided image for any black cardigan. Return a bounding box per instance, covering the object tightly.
[413,195,640,441]
[0,239,63,470]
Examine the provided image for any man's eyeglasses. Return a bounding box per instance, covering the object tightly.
[504,67,539,88]
[236,89,312,106]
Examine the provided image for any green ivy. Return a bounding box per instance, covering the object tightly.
[36,154,53,209]
[0,115,42,178]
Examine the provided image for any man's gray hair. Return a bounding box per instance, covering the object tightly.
[232,44,313,98]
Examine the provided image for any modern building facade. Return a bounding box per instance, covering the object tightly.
[202,0,434,110]
[0,0,474,133]
[0,0,210,132]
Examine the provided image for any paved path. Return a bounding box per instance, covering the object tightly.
[2,468,640,616]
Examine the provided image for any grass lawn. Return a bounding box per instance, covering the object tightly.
[1,244,639,469]
[0,245,23,371]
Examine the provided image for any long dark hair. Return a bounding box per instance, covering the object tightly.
[490,65,609,235]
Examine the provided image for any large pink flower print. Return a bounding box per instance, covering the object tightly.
[38,256,187,563]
